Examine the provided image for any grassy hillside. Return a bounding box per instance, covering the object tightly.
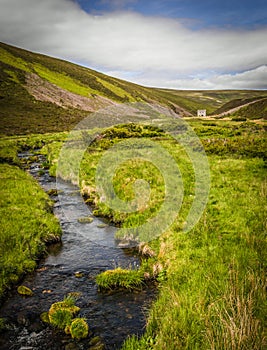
[154,89,267,116]
[1,42,267,136]
[229,98,267,120]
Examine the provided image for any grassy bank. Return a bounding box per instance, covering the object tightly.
[121,156,266,349]
[0,137,62,299]
[38,119,266,348]
[1,118,265,348]
[120,122,266,349]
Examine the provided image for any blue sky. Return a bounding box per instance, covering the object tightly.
[77,0,267,29]
[0,0,267,89]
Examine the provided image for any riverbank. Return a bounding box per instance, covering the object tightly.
[39,120,266,349]
[0,162,61,299]
[0,148,156,349]
[0,118,266,349]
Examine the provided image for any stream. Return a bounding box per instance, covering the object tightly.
[0,152,155,350]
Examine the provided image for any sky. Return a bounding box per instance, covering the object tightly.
[0,0,267,89]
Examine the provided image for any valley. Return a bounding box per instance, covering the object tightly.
[0,42,266,349]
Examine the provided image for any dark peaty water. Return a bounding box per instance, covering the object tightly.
[0,153,155,350]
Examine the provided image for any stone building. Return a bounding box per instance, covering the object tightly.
[197,109,206,117]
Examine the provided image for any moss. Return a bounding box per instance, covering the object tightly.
[49,297,80,315]
[77,216,94,223]
[49,308,73,329]
[47,296,81,331]
[17,285,33,296]
[40,312,50,324]
[47,188,59,196]
[69,318,89,340]
[74,271,84,278]
[97,223,108,228]
[0,318,6,332]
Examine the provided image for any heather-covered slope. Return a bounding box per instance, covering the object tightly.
[1,42,267,135]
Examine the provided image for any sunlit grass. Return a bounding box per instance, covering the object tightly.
[2,119,264,349]
[0,163,61,298]
[96,268,144,291]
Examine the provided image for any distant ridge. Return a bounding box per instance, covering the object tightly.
[0,42,266,135]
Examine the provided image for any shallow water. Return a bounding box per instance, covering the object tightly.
[0,153,155,350]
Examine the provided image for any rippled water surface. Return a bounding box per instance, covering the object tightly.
[0,153,155,350]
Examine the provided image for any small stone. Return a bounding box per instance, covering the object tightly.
[89,336,102,347]
[88,336,105,350]
[17,285,33,296]
[17,312,30,326]
[47,188,59,196]
[74,272,84,278]
[96,223,107,228]
[88,343,105,350]
[65,343,79,350]
[78,217,94,224]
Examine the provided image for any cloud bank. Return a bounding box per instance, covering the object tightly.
[0,0,266,89]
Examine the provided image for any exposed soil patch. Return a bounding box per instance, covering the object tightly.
[25,73,115,112]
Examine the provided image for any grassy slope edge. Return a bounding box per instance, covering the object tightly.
[0,138,62,300]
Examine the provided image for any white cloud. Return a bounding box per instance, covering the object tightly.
[0,0,266,89]
[134,66,267,90]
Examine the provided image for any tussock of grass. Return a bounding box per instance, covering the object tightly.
[96,268,144,290]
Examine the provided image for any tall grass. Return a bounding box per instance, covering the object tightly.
[206,270,266,350]
[0,161,61,299]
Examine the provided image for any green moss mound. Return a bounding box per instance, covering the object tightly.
[46,296,89,340]
[17,285,33,296]
[48,296,80,329]
[49,308,73,329]
[69,318,89,340]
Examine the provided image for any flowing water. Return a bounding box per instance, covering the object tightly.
[0,153,155,350]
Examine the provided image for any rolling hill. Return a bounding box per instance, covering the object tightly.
[1,42,267,135]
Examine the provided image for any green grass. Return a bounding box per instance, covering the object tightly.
[96,267,144,290]
[230,98,267,120]
[43,295,89,339]
[214,96,267,116]
[40,119,266,349]
[0,160,61,299]
[151,89,267,116]
[120,122,266,350]
[33,63,99,97]
[37,119,265,349]
[0,44,266,347]
[0,117,265,348]
[0,46,31,72]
